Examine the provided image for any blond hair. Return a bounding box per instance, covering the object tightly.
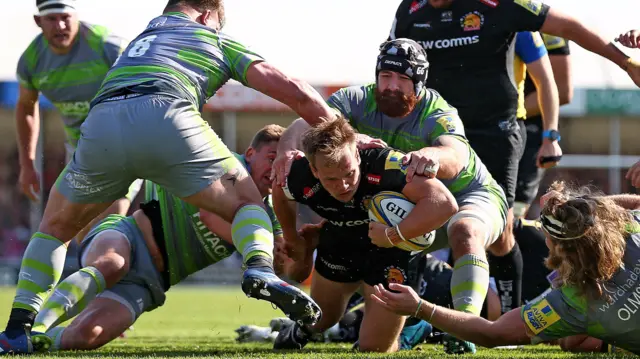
[301,116,356,167]
[542,181,630,300]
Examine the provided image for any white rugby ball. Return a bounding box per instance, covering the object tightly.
[367,191,436,253]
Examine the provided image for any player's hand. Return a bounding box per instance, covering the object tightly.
[626,159,640,188]
[615,30,640,49]
[537,139,563,169]
[356,133,387,150]
[623,58,640,88]
[298,220,325,248]
[370,283,424,316]
[271,150,304,187]
[18,164,40,202]
[368,222,394,248]
[402,149,439,182]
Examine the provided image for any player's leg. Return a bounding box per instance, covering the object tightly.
[441,188,507,353]
[467,125,525,315]
[131,98,318,324]
[0,102,136,354]
[358,284,406,353]
[31,221,132,340]
[514,119,544,219]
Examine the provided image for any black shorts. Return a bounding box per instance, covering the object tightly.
[513,218,551,302]
[515,118,545,206]
[314,226,422,290]
[465,119,526,209]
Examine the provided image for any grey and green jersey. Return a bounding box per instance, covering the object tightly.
[521,210,640,354]
[92,12,263,111]
[328,84,498,196]
[143,152,282,286]
[16,22,126,147]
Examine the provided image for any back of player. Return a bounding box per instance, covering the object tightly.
[93,12,258,109]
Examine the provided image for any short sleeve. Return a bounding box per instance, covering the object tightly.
[281,157,311,201]
[521,286,586,343]
[362,148,409,193]
[515,32,548,64]
[542,34,571,55]
[264,195,283,237]
[16,52,36,90]
[501,0,550,33]
[103,32,128,66]
[220,34,265,86]
[327,86,370,126]
[388,0,413,40]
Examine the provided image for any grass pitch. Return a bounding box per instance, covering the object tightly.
[0,286,632,358]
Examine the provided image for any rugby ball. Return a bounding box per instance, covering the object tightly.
[367,191,436,253]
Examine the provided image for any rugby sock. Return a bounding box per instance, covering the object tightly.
[450,254,489,316]
[231,204,274,264]
[46,327,65,351]
[8,232,67,330]
[31,267,106,333]
[489,242,523,314]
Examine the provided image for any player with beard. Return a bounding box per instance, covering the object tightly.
[388,0,640,324]
[272,38,508,354]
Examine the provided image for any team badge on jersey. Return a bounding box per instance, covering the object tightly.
[523,299,561,334]
[514,0,542,15]
[437,116,457,133]
[384,151,408,174]
[385,266,407,285]
[460,12,485,31]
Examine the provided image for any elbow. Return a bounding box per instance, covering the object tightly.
[558,87,574,106]
[446,197,459,218]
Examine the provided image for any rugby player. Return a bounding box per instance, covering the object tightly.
[388,0,640,321]
[373,182,640,355]
[27,125,293,353]
[0,0,334,353]
[271,117,458,352]
[15,0,143,241]
[273,38,508,353]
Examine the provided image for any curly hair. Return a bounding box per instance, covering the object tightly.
[542,181,631,300]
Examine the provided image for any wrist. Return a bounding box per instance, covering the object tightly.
[541,129,561,142]
[386,226,403,245]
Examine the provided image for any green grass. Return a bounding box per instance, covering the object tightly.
[0,286,632,358]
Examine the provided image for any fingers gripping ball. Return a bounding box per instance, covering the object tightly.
[367,191,436,252]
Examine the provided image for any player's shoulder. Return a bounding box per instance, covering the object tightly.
[80,22,113,42]
[283,155,315,199]
[19,34,46,69]
[421,88,457,114]
[361,147,407,174]
[333,84,374,100]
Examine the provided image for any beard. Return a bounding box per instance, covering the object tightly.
[375,88,417,118]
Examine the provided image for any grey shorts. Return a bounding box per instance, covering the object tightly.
[57,94,238,203]
[428,182,508,252]
[64,143,144,203]
[80,215,166,321]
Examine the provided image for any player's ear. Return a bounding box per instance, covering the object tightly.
[34,15,42,28]
[310,163,319,179]
[196,9,212,27]
[244,147,255,162]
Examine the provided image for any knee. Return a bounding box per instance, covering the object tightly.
[448,220,487,256]
[90,254,129,288]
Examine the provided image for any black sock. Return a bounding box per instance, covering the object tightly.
[6,308,35,333]
[489,242,523,314]
[245,255,274,271]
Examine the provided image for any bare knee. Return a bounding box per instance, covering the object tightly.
[84,234,131,287]
[448,219,487,259]
[489,210,515,256]
[39,213,83,244]
[359,340,398,353]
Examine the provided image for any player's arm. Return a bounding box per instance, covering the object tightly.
[15,84,41,200]
[539,8,632,75]
[526,37,573,116]
[601,194,640,210]
[412,135,469,180]
[246,62,334,126]
[392,177,458,240]
[271,182,313,282]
